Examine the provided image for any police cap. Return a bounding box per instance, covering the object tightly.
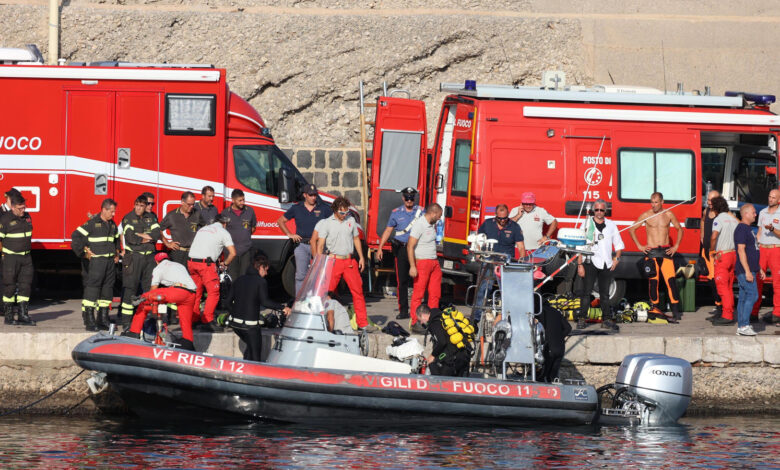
[400,187,418,196]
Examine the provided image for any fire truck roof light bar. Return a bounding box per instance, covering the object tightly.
[0,66,221,82]
[440,82,745,108]
[523,106,780,126]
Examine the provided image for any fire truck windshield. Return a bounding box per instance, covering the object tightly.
[233,144,304,197]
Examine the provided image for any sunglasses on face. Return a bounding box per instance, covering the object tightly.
[495,216,509,223]
[147,202,154,206]
[593,208,606,213]
[338,210,349,216]
[402,195,415,201]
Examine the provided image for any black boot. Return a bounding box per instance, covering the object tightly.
[82,307,98,332]
[4,303,17,325]
[16,302,36,326]
[120,313,133,331]
[177,338,195,351]
[96,307,110,331]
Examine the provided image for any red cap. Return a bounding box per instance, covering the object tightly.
[521,192,536,204]
[154,252,169,263]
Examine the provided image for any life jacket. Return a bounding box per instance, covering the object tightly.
[440,307,475,349]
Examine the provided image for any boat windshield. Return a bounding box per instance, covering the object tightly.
[292,254,335,314]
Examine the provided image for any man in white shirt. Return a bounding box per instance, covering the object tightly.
[123,252,199,350]
[754,189,780,324]
[574,199,624,330]
[407,203,443,334]
[509,191,558,251]
[188,214,236,332]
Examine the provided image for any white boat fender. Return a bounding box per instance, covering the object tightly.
[386,337,425,361]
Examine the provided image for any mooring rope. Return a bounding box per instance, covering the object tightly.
[0,369,86,417]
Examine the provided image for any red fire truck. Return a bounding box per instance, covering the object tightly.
[366,78,780,301]
[0,47,320,295]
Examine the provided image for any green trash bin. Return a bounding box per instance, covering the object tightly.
[658,277,696,312]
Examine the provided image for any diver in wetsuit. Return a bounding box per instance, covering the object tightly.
[417,305,473,377]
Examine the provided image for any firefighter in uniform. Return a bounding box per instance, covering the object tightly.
[0,188,23,298]
[221,189,257,282]
[376,187,424,320]
[0,193,36,326]
[124,252,199,351]
[160,191,201,266]
[72,199,120,331]
[194,186,220,226]
[119,196,161,329]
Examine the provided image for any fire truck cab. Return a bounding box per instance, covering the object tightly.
[366,76,779,301]
[0,46,318,295]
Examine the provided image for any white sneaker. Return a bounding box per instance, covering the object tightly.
[737,325,757,336]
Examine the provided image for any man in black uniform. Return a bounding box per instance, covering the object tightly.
[72,198,120,331]
[119,196,161,329]
[418,306,472,377]
[221,189,257,281]
[226,254,290,361]
[194,185,219,226]
[376,187,424,320]
[0,193,36,326]
[160,191,201,266]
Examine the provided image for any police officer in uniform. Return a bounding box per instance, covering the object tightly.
[119,196,161,329]
[72,199,120,332]
[0,193,36,326]
[160,191,201,266]
[377,187,424,320]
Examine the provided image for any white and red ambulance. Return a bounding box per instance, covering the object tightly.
[0,46,320,295]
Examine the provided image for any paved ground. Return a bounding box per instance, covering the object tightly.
[3,293,779,337]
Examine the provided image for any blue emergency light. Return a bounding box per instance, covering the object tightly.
[464,80,477,91]
[725,91,776,106]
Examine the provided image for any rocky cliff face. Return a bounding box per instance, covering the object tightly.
[1,1,586,148]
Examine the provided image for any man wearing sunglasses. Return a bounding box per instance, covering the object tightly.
[575,199,624,330]
[509,192,558,251]
[477,204,526,260]
[376,186,424,320]
[314,197,374,332]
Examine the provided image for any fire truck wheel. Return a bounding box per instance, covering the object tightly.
[281,255,296,298]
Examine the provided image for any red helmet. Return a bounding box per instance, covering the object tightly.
[154,252,169,263]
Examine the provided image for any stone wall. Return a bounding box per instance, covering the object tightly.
[281,147,367,210]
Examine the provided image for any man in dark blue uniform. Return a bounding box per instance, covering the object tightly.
[478,204,526,260]
[473,204,525,323]
[276,184,332,294]
[377,187,424,320]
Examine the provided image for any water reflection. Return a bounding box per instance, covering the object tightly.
[0,416,775,468]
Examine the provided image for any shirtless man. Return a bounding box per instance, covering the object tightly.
[628,192,684,321]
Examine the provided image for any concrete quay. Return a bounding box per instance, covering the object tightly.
[0,297,777,416]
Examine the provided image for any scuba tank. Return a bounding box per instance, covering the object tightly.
[441,307,475,349]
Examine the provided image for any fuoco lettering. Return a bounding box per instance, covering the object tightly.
[0,136,42,151]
